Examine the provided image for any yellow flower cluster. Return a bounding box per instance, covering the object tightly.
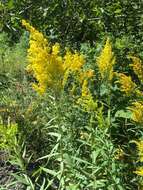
[133,140,143,176]
[63,50,85,72]
[81,80,91,97]
[77,79,97,112]
[116,73,136,95]
[62,50,85,87]
[22,20,85,95]
[129,101,143,123]
[134,140,143,162]
[97,38,115,81]
[130,56,143,84]
[79,69,94,84]
[75,68,95,111]
[134,167,143,176]
[22,20,63,94]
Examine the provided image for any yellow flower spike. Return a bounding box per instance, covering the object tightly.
[86,69,94,78]
[77,79,97,112]
[79,69,94,83]
[116,73,136,95]
[22,20,64,95]
[62,50,85,87]
[71,52,85,71]
[134,167,143,176]
[82,80,90,97]
[134,140,143,162]
[97,38,115,81]
[128,101,143,124]
[52,43,60,55]
[22,19,34,32]
[22,20,87,96]
[32,83,47,95]
[63,50,85,73]
[129,56,143,84]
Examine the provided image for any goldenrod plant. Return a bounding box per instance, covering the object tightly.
[128,101,143,124]
[22,20,85,97]
[116,73,137,95]
[129,56,143,84]
[1,20,143,189]
[97,38,115,82]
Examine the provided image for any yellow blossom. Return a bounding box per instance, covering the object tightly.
[129,56,143,83]
[134,167,143,176]
[79,69,94,83]
[62,50,85,87]
[116,73,136,95]
[22,20,88,96]
[63,50,85,72]
[133,140,143,162]
[129,102,143,123]
[22,19,35,32]
[77,79,97,112]
[52,43,60,55]
[97,38,115,81]
[22,20,64,94]
[81,80,91,97]
[70,69,94,95]
[132,140,143,177]
[22,20,90,97]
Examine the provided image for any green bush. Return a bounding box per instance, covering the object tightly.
[1,0,143,47]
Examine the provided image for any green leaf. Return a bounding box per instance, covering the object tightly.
[40,167,59,176]
[115,110,132,119]
[114,9,122,14]
[11,174,29,186]
[100,84,110,96]
[7,0,14,9]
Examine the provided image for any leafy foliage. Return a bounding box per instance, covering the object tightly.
[1,0,143,47]
[0,1,143,189]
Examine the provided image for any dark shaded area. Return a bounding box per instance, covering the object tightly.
[0,0,143,47]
